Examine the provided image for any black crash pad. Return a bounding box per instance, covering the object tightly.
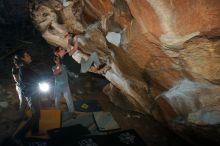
[48,124,90,140]
[108,129,147,146]
[49,129,147,146]
[61,112,101,134]
[50,135,109,146]
[22,138,50,146]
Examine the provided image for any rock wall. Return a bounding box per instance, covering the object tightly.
[29,0,220,131]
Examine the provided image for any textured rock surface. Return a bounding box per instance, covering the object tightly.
[29,0,220,144]
[0,80,21,145]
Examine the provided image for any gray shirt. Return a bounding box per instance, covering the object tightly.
[53,64,69,87]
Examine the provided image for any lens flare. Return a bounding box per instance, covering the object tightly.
[39,82,50,92]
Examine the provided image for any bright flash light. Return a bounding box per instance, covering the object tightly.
[39,82,50,92]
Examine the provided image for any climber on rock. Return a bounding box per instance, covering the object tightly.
[54,35,110,75]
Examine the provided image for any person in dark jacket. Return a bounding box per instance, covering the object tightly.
[12,57,25,114]
[14,49,41,135]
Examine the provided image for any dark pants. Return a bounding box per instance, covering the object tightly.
[25,95,40,134]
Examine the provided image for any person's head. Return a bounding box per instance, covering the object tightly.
[53,47,66,58]
[14,49,32,64]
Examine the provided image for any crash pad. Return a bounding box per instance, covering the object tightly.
[50,135,109,146]
[74,99,102,112]
[23,109,61,138]
[48,124,90,140]
[62,112,94,127]
[22,137,50,146]
[107,129,147,146]
[61,112,101,134]
[49,129,147,146]
[93,111,120,132]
